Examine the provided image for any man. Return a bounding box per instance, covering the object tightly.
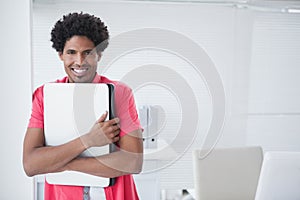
[23,12,143,200]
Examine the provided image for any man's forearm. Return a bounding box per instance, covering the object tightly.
[23,123,117,177]
[66,150,143,178]
[23,136,88,176]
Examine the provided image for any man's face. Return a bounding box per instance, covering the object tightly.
[59,35,101,83]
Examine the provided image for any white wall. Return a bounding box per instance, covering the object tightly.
[1,0,299,199]
[31,0,300,192]
[32,1,237,190]
[246,11,300,151]
[0,0,33,199]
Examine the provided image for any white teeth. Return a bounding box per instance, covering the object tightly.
[73,69,87,74]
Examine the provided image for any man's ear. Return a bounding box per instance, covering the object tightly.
[59,52,63,61]
[97,52,102,61]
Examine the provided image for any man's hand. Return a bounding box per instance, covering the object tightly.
[81,111,120,148]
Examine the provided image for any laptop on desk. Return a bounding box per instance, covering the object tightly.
[193,146,263,200]
[43,83,116,187]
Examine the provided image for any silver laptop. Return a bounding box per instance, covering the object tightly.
[193,146,263,200]
[255,151,300,200]
[44,83,115,187]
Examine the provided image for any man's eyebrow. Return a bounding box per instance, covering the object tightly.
[65,49,76,52]
[82,49,94,52]
[64,48,95,52]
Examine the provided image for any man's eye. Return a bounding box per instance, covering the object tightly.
[84,51,92,55]
[67,50,76,54]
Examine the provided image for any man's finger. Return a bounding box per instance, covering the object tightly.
[96,111,108,123]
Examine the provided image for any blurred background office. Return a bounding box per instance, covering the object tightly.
[1,0,300,199]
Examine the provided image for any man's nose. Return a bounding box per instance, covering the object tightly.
[74,53,85,65]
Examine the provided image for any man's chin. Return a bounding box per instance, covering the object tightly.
[68,72,96,83]
[72,76,93,83]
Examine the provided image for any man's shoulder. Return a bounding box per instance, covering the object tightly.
[100,76,131,91]
[33,76,67,96]
[55,76,68,83]
[99,75,116,84]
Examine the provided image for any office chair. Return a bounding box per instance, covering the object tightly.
[193,146,263,200]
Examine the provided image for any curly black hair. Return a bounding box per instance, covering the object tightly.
[50,12,109,52]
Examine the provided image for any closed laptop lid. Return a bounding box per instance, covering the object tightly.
[44,83,113,187]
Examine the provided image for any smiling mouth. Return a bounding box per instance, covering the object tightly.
[71,68,88,76]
